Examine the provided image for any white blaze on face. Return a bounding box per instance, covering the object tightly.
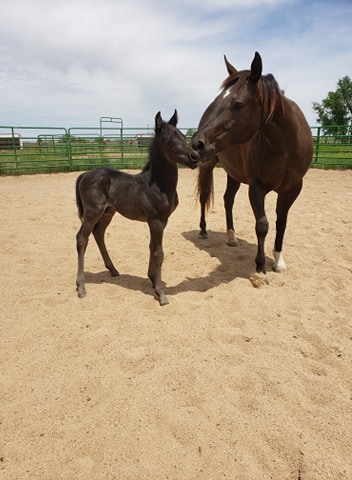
[223,88,231,99]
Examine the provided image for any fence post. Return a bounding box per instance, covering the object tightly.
[65,129,73,171]
[10,127,19,171]
[314,126,321,165]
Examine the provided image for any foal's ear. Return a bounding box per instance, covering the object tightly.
[224,55,238,76]
[169,109,178,127]
[249,51,262,84]
[155,111,163,131]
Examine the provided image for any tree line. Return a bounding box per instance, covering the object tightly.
[313,76,352,136]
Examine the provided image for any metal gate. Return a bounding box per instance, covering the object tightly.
[0,124,351,175]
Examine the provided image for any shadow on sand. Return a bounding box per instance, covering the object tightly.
[82,230,272,299]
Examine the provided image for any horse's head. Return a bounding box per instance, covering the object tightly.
[155,110,199,169]
[192,52,269,161]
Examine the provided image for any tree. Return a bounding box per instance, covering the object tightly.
[312,75,352,135]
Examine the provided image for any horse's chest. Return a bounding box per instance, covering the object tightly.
[158,191,178,215]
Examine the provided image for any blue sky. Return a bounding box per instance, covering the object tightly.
[0,0,351,129]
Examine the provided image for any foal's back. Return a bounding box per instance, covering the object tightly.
[78,166,177,223]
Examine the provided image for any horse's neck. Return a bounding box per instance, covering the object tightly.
[261,102,299,154]
[260,120,287,153]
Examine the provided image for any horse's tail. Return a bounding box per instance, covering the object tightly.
[75,172,86,220]
[196,156,218,211]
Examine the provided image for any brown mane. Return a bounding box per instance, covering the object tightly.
[222,71,284,124]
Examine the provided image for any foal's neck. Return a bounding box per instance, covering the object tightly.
[150,142,178,194]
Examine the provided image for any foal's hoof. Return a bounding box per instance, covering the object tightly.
[198,232,208,240]
[159,296,169,306]
[77,288,86,298]
[156,290,169,306]
[249,272,269,288]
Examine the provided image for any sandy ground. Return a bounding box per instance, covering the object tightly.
[1,167,351,480]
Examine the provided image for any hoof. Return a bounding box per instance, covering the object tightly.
[159,296,169,306]
[157,292,169,306]
[227,239,240,247]
[249,272,269,288]
[272,250,287,273]
[110,269,120,277]
[198,233,208,240]
[273,264,287,273]
[226,229,239,247]
[77,288,86,298]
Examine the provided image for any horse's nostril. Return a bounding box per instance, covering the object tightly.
[191,152,199,162]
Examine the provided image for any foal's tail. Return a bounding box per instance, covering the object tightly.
[196,156,218,211]
[75,172,86,220]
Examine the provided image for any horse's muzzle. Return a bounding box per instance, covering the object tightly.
[188,151,200,169]
[192,139,215,163]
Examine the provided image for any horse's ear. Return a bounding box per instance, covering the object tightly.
[224,55,238,76]
[249,51,262,84]
[155,111,163,131]
[169,109,178,126]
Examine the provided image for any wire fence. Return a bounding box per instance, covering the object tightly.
[0,124,351,175]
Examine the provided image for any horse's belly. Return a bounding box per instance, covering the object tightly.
[218,154,249,184]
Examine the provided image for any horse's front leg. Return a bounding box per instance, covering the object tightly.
[248,183,269,287]
[148,219,168,306]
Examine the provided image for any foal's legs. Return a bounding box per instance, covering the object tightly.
[92,207,119,277]
[76,217,95,298]
[148,219,168,306]
[224,175,240,246]
[273,180,303,272]
[76,205,114,298]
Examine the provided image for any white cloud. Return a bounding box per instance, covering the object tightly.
[0,0,351,128]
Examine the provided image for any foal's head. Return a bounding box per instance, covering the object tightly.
[153,111,199,169]
[192,52,284,160]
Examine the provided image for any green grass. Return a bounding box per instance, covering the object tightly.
[1,135,352,175]
[311,143,352,169]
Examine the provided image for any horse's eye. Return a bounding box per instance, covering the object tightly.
[232,101,244,110]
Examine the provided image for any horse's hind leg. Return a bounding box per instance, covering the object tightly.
[148,219,168,306]
[273,180,303,272]
[93,207,119,277]
[224,175,240,246]
[198,157,217,239]
[199,195,208,239]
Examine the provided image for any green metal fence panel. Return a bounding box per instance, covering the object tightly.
[311,125,352,169]
[0,126,70,175]
[1,124,351,175]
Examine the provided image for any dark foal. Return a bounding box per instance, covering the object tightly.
[76,111,199,305]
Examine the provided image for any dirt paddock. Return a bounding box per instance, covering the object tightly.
[1,168,352,479]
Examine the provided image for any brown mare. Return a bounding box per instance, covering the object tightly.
[76,111,199,305]
[192,52,313,285]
